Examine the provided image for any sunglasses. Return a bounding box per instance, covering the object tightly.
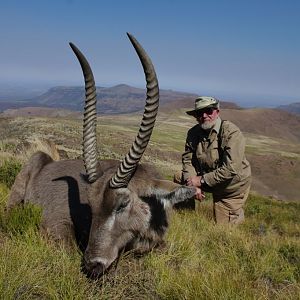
[194,107,216,117]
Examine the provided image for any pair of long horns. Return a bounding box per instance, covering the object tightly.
[70,33,159,188]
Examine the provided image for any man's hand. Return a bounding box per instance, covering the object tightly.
[186,175,201,187]
[195,187,205,201]
[186,176,205,201]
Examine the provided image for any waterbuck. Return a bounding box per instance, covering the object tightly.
[7,33,196,278]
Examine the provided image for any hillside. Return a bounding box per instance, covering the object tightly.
[158,104,300,201]
[0,105,299,201]
[160,99,300,142]
[2,107,81,118]
[277,102,300,115]
[220,108,300,142]
[0,112,300,299]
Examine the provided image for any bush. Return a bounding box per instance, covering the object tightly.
[0,203,42,236]
[0,159,22,188]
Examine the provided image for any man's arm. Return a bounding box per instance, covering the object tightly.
[182,139,196,183]
[181,125,201,183]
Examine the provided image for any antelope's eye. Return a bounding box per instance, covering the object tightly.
[116,200,130,213]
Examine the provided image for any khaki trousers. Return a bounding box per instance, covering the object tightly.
[173,171,250,224]
[213,186,250,225]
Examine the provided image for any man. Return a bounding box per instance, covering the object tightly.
[174,96,251,224]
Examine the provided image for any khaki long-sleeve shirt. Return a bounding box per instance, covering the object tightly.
[182,117,251,197]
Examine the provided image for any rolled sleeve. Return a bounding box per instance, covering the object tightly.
[182,141,195,181]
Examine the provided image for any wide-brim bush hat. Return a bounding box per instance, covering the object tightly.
[186,96,220,116]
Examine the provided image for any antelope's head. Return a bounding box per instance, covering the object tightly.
[70,33,195,278]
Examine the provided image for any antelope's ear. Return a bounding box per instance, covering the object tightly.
[157,186,196,207]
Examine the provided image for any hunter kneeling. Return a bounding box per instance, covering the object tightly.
[174,96,251,225]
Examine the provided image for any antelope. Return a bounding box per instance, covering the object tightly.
[7,33,195,278]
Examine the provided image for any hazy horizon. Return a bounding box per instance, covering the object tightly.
[1,0,299,108]
[0,81,298,109]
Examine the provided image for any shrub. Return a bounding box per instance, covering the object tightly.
[0,203,42,236]
[0,159,22,188]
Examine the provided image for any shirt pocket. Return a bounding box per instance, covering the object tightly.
[196,143,203,156]
[209,140,219,168]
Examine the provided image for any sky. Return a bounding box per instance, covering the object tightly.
[0,0,299,107]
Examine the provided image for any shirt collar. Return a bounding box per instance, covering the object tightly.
[212,117,222,134]
[208,117,222,141]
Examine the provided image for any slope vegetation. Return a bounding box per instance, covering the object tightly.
[0,105,299,201]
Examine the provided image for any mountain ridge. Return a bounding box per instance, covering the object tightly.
[277,102,300,115]
[1,84,299,115]
[0,84,199,114]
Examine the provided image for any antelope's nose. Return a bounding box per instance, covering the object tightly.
[85,260,105,278]
[84,257,107,278]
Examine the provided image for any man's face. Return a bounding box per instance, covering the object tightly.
[195,107,219,130]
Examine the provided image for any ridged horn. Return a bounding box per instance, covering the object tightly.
[69,42,98,183]
[109,33,159,188]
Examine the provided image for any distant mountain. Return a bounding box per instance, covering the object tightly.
[0,84,199,114]
[160,97,241,112]
[277,102,300,115]
[0,84,246,114]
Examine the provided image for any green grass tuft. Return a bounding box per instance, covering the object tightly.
[0,203,42,236]
[0,159,22,188]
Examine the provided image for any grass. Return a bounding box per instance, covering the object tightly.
[0,159,22,189]
[146,195,300,299]
[0,113,299,298]
[0,181,299,299]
